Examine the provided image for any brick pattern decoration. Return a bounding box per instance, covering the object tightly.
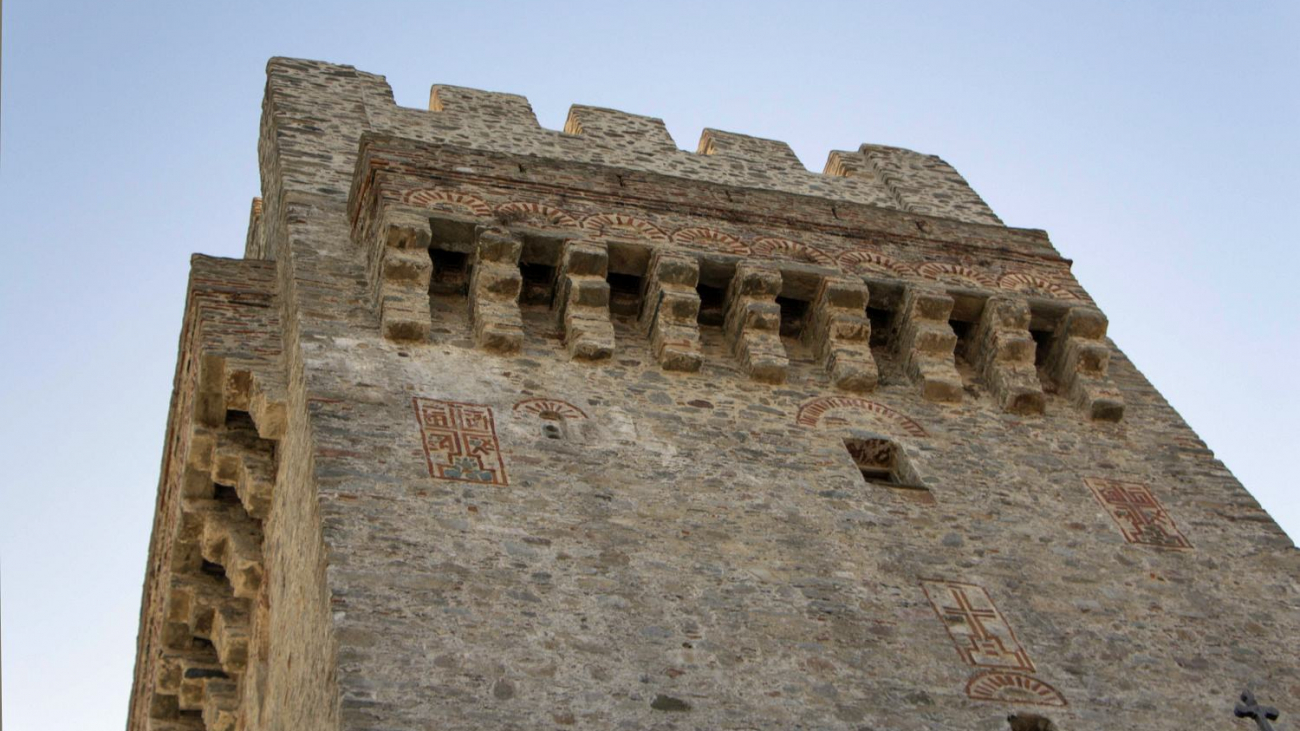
[795,396,927,436]
[414,398,509,485]
[965,670,1067,707]
[379,185,1088,302]
[1084,477,1192,549]
[512,398,588,420]
[920,579,1035,672]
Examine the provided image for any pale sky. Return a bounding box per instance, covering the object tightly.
[1,1,1296,728]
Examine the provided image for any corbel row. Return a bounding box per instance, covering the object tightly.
[150,353,285,731]
[367,220,1123,420]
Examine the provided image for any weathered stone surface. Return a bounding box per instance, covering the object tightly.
[127,57,1299,731]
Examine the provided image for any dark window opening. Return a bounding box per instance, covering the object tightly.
[607,273,644,317]
[843,437,934,504]
[542,423,563,440]
[200,560,227,580]
[696,284,727,327]
[519,263,556,306]
[949,319,974,363]
[1030,328,1054,367]
[867,307,893,347]
[776,296,808,339]
[1008,714,1057,731]
[429,248,470,295]
[212,483,240,505]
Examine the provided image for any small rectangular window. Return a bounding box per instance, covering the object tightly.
[843,437,935,504]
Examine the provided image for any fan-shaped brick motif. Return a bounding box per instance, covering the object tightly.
[580,213,669,242]
[495,201,580,228]
[512,398,588,420]
[402,189,492,217]
[965,671,1067,707]
[916,262,995,288]
[837,251,913,277]
[795,396,927,437]
[998,272,1074,300]
[751,238,835,266]
[671,226,750,255]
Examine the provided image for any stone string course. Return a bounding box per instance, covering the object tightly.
[128,57,1299,731]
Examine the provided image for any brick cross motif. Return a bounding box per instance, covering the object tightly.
[1236,690,1280,731]
[1084,477,1191,549]
[921,580,1035,671]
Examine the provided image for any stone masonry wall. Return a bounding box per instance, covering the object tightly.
[131,57,1299,731]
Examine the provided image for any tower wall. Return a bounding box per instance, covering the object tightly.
[129,58,1299,731]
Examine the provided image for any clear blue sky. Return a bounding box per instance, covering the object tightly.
[2,1,1296,728]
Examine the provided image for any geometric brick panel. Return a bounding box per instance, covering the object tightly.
[1084,477,1191,550]
[413,398,508,485]
[920,579,1035,672]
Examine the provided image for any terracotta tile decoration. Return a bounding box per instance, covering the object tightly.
[413,397,508,485]
[1084,477,1192,549]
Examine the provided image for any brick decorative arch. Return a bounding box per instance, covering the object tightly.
[965,671,1067,707]
[751,237,835,266]
[512,398,588,420]
[580,213,669,242]
[837,250,913,277]
[794,396,927,436]
[671,226,750,255]
[495,201,580,228]
[916,262,995,288]
[402,188,492,217]
[997,272,1073,300]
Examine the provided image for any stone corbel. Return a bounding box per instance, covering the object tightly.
[970,295,1045,414]
[724,263,788,383]
[469,226,525,353]
[1045,306,1125,421]
[805,275,877,392]
[638,249,702,371]
[555,240,615,360]
[895,286,962,403]
[376,212,433,342]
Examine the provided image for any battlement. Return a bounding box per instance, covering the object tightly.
[259,57,1002,228]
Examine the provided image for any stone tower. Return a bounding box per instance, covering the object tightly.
[128,58,1298,731]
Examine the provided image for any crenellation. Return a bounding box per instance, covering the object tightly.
[970,295,1046,414]
[724,263,789,383]
[697,128,806,172]
[859,144,1004,226]
[894,285,963,402]
[566,105,678,154]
